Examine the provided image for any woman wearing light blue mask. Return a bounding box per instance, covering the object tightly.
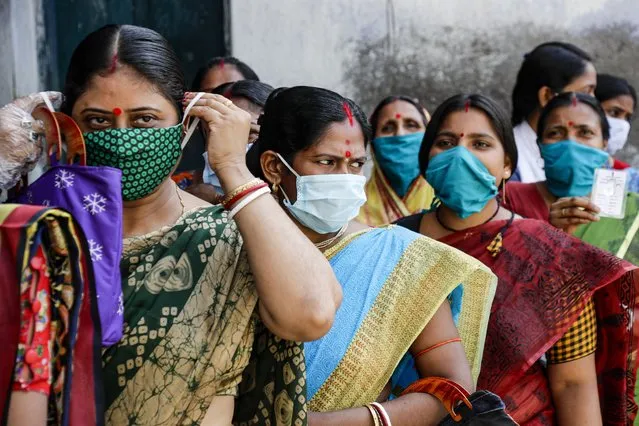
[249,86,498,425]
[396,93,639,425]
[357,96,435,226]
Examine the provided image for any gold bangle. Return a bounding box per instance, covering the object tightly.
[221,178,264,206]
[365,404,382,426]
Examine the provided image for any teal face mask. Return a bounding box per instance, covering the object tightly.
[372,132,424,197]
[540,140,609,198]
[425,146,498,219]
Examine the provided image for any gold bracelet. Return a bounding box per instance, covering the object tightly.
[221,178,264,206]
[365,404,382,426]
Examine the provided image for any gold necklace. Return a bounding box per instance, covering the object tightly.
[315,224,348,250]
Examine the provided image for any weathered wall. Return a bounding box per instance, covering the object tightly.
[231,0,639,165]
[0,0,41,106]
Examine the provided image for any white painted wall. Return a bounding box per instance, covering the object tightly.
[231,0,639,94]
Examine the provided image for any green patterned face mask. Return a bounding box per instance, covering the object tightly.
[84,125,183,201]
[83,93,205,201]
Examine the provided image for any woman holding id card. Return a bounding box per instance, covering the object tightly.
[504,92,638,265]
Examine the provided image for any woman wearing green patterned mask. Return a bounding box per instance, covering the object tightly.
[62,24,342,425]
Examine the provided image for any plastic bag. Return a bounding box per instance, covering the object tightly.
[0,91,63,190]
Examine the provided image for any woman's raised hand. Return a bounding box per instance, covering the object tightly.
[183,92,251,174]
[549,196,600,234]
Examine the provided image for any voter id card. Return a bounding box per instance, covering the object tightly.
[590,168,628,219]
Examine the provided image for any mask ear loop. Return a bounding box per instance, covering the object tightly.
[181,92,206,149]
[275,153,300,203]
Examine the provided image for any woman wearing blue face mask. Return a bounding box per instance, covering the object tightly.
[249,86,498,425]
[357,96,435,225]
[511,42,596,183]
[396,93,639,424]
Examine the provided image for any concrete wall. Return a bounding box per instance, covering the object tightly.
[0,0,42,106]
[231,0,639,165]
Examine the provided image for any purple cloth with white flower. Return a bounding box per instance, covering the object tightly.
[17,165,124,346]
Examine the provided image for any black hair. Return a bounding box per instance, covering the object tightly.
[369,95,428,136]
[595,74,637,111]
[191,56,259,90]
[419,94,518,175]
[248,86,372,177]
[537,92,610,142]
[511,42,593,125]
[62,25,185,118]
[211,80,274,108]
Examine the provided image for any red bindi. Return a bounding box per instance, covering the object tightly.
[395,113,402,119]
[113,107,122,116]
[459,133,464,137]
[345,151,352,158]
[568,121,574,127]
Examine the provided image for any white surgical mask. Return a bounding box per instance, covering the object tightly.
[606,116,631,155]
[202,143,254,190]
[276,154,366,234]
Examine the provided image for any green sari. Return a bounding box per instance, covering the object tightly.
[102,206,305,425]
[572,192,639,264]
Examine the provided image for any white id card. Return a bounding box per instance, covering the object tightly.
[590,168,628,219]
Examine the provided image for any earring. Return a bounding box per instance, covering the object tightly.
[501,179,507,205]
[272,182,279,193]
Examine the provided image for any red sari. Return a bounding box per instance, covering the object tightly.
[0,204,103,425]
[503,182,549,221]
[438,218,639,425]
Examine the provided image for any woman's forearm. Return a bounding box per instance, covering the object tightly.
[309,394,446,426]
[217,163,342,341]
[548,355,602,426]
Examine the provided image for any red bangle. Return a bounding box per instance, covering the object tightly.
[414,338,462,360]
[223,183,268,210]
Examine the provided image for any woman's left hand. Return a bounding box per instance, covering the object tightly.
[549,197,600,234]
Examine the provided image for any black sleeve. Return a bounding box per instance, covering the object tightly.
[394,213,423,232]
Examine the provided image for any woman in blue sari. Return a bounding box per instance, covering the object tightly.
[246,86,497,425]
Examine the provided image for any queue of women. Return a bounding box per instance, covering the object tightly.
[1,24,638,426]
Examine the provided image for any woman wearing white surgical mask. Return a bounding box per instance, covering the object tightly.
[595,74,636,167]
[185,80,274,202]
[247,86,498,426]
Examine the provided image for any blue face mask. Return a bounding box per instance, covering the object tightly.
[425,146,498,219]
[540,140,609,198]
[372,132,424,197]
[277,154,367,234]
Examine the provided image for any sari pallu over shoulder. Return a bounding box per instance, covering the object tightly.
[357,161,435,226]
[306,226,497,412]
[0,204,103,426]
[103,205,307,426]
[437,218,639,425]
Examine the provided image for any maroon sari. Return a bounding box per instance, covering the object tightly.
[439,218,638,425]
[503,182,549,221]
[0,204,103,425]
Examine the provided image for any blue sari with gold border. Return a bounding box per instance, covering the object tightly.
[306,226,497,412]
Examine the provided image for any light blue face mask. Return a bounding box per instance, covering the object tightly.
[202,143,254,191]
[425,146,498,219]
[372,132,424,197]
[277,154,367,234]
[540,140,609,198]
